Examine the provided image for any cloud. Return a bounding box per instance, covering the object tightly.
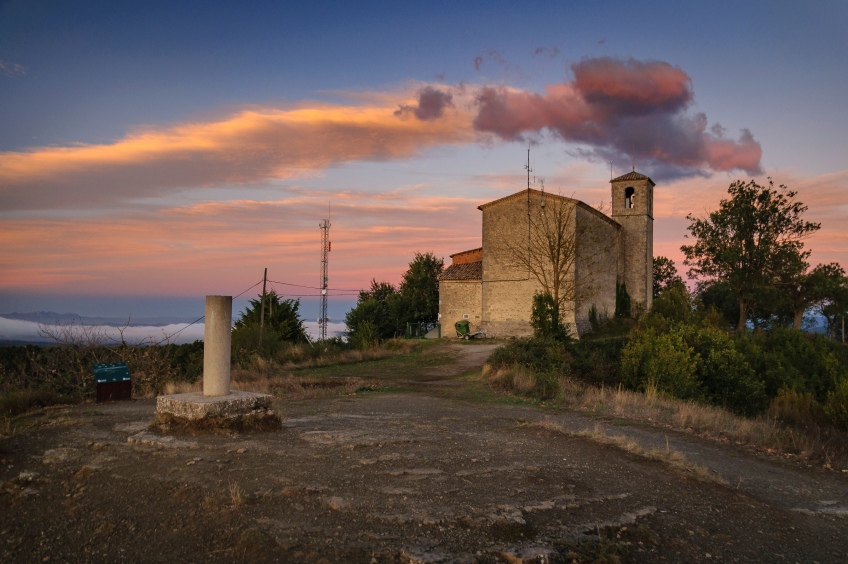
[0,100,475,211]
[532,46,560,58]
[0,60,27,77]
[394,86,454,120]
[473,57,763,179]
[0,316,205,345]
[0,57,765,212]
[0,189,485,295]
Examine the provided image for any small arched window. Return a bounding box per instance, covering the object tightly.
[625,187,635,209]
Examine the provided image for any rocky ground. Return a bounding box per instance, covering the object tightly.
[2,343,847,563]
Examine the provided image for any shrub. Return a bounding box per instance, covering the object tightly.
[769,387,828,428]
[620,328,701,400]
[231,325,284,367]
[487,339,570,375]
[566,337,627,387]
[825,379,848,431]
[530,293,569,342]
[700,346,766,416]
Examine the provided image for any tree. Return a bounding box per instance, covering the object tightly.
[505,193,606,326]
[234,291,308,343]
[399,252,444,322]
[345,253,445,346]
[530,292,569,341]
[344,280,403,346]
[653,256,684,298]
[808,263,848,340]
[681,179,820,333]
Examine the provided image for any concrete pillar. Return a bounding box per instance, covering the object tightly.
[203,295,232,397]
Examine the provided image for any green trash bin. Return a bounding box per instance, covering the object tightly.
[454,319,470,337]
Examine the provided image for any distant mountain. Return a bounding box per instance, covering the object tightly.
[0,311,199,327]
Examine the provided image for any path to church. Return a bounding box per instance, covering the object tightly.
[3,343,847,563]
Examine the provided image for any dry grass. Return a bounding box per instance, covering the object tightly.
[527,420,723,483]
[553,379,848,467]
[485,363,848,470]
[228,479,245,508]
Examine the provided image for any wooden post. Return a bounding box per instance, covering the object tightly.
[259,268,267,347]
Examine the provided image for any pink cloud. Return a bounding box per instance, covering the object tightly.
[474,58,763,179]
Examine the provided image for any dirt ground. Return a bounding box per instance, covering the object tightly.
[2,343,847,563]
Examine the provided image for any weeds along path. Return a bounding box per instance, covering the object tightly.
[433,342,848,518]
[1,341,846,562]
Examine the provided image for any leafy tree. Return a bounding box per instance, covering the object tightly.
[696,280,740,329]
[653,256,684,298]
[399,252,444,322]
[808,263,848,340]
[681,178,820,332]
[233,290,308,343]
[530,292,569,342]
[345,280,404,346]
[345,253,445,346]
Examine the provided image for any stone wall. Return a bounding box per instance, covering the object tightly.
[479,191,543,337]
[574,203,621,335]
[611,173,654,312]
[439,280,482,335]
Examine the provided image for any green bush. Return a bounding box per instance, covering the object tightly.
[487,339,570,375]
[700,346,766,416]
[620,328,702,399]
[825,378,848,431]
[566,337,627,387]
[530,293,569,342]
[231,325,284,366]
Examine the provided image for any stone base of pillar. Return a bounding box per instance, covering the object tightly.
[156,390,273,421]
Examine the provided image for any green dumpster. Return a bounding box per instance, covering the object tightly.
[454,319,470,337]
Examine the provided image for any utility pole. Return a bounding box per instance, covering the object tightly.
[319,215,331,341]
[259,267,267,346]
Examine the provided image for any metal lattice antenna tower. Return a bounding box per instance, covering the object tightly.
[319,213,331,341]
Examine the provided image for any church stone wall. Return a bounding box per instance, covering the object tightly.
[439,281,482,334]
[480,192,543,337]
[574,204,621,335]
[611,175,654,312]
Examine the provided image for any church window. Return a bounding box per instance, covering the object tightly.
[625,187,635,209]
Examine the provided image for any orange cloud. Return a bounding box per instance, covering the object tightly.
[0,99,475,211]
[0,190,483,295]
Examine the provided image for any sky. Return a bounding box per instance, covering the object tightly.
[1,0,847,327]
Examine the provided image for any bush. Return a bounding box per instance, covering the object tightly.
[487,339,570,375]
[231,325,284,367]
[530,293,569,342]
[700,346,766,416]
[620,328,702,400]
[769,387,828,428]
[566,337,627,387]
[825,379,848,431]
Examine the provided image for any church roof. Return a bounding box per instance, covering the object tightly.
[477,188,576,211]
[477,188,620,228]
[439,261,482,281]
[610,171,655,185]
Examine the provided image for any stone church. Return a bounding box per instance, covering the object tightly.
[438,171,654,337]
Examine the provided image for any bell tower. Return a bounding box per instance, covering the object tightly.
[611,171,655,310]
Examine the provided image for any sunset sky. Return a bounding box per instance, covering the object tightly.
[1,1,847,324]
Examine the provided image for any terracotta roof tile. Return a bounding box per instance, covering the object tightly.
[611,171,655,185]
[438,261,482,281]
